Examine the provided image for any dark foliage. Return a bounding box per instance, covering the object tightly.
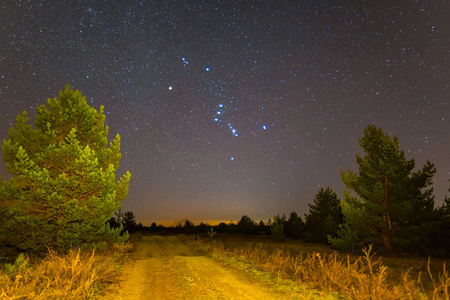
[270,215,285,242]
[305,188,343,242]
[107,209,140,234]
[285,211,308,239]
[237,215,259,235]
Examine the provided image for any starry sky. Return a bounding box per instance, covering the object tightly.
[1,1,449,226]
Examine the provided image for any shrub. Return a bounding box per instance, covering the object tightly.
[3,253,28,276]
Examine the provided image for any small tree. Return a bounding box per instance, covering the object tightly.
[216,222,229,233]
[207,227,216,240]
[435,196,450,253]
[237,215,259,235]
[122,211,137,233]
[328,192,366,252]
[270,215,285,242]
[0,85,131,253]
[286,211,306,239]
[305,187,342,242]
[257,220,269,234]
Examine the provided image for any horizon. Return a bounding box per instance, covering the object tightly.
[140,219,239,227]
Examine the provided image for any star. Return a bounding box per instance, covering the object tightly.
[0,0,447,226]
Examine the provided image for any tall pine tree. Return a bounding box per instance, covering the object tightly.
[0,85,131,253]
[329,125,435,253]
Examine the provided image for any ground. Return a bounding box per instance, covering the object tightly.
[101,235,326,300]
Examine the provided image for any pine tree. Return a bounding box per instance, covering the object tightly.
[237,215,259,235]
[436,196,450,253]
[330,125,435,253]
[286,211,307,239]
[305,187,343,242]
[270,214,285,242]
[123,211,137,232]
[0,85,131,253]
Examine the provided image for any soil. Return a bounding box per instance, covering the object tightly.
[101,235,319,300]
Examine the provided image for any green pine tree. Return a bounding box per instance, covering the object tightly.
[436,196,450,253]
[286,211,307,239]
[305,187,343,242]
[330,125,435,253]
[270,215,285,242]
[237,215,259,235]
[0,85,131,253]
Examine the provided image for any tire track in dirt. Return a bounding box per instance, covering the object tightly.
[103,235,313,299]
[105,235,183,300]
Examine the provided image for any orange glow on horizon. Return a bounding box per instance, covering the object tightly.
[141,219,238,227]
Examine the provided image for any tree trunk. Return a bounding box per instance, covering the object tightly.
[384,176,392,230]
[382,233,392,252]
[386,212,392,230]
[383,175,392,252]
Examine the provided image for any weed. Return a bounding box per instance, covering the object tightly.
[3,253,28,276]
[207,227,217,240]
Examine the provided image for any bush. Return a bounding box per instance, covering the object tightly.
[3,253,28,276]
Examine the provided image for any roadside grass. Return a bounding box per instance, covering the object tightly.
[0,243,133,299]
[178,235,340,299]
[187,234,450,300]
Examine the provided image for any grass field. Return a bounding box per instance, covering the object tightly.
[0,243,133,299]
[187,233,450,299]
[2,232,449,299]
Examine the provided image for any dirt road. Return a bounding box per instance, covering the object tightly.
[103,235,318,300]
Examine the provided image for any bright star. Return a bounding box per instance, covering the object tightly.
[262,125,267,130]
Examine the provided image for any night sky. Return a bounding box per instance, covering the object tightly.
[1,1,449,225]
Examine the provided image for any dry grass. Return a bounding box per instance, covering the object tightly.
[189,236,450,300]
[0,243,133,300]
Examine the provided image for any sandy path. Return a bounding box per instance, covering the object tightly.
[103,235,311,300]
